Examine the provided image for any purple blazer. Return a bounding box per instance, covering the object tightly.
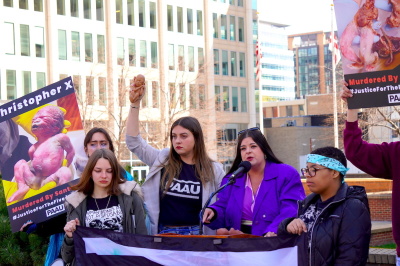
[207,161,305,236]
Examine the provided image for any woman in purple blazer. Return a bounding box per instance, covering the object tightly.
[203,128,305,236]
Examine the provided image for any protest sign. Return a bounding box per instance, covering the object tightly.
[0,77,85,232]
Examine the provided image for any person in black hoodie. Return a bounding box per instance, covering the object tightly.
[278,146,371,266]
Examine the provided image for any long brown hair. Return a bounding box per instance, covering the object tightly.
[161,116,214,191]
[71,149,125,195]
[84,127,115,153]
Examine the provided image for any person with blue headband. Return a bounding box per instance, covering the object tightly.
[278,146,371,266]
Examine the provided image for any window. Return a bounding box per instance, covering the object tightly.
[71,31,80,61]
[240,87,247,112]
[168,44,174,70]
[6,70,16,100]
[34,0,43,11]
[190,85,196,109]
[36,72,46,89]
[117,37,124,65]
[197,10,203,35]
[223,86,230,111]
[96,0,104,21]
[177,7,183,33]
[20,24,30,56]
[84,0,91,19]
[238,17,244,42]
[213,13,218,38]
[178,45,184,71]
[167,5,173,31]
[188,46,194,72]
[199,85,205,109]
[239,52,245,77]
[230,16,235,41]
[238,0,243,6]
[213,49,220,75]
[73,75,81,94]
[231,51,237,76]
[5,22,15,55]
[19,0,28,9]
[222,50,228,75]
[169,83,176,109]
[152,81,159,108]
[127,0,134,25]
[71,0,79,17]
[221,15,227,40]
[118,78,125,107]
[151,41,158,68]
[140,40,147,67]
[85,33,93,62]
[22,71,31,95]
[57,0,65,15]
[139,0,145,27]
[187,8,193,34]
[129,39,136,66]
[215,86,221,111]
[116,0,123,24]
[179,84,186,109]
[198,48,204,72]
[58,29,67,60]
[86,76,94,105]
[150,2,156,28]
[97,34,105,63]
[229,0,235,4]
[99,77,106,105]
[232,87,238,111]
[4,0,13,7]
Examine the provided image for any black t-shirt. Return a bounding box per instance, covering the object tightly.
[159,162,203,226]
[300,195,335,249]
[86,195,123,232]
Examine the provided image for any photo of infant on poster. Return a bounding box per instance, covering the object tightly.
[335,0,400,74]
[1,98,85,205]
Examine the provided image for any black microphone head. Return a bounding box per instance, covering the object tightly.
[238,161,252,173]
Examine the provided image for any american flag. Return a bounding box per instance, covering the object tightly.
[329,31,340,67]
[256,41,262,81]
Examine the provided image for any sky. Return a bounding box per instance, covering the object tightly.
[259,0,336,35]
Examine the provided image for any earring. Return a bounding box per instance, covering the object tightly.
[264,155,267,160]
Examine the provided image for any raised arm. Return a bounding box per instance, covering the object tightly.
[126,76,145,137]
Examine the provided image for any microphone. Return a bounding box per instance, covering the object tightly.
[198,161,252,235]
[229,161,252,180]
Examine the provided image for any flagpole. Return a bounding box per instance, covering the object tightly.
[331,3,339,148]
[257,13,263,131]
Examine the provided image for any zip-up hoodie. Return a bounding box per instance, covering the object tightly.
[279,183,371,266]
[60,181,147,265]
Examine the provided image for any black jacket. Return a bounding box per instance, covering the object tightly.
[279,183,371,266]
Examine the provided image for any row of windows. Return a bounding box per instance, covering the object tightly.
[168,44,204,72]
[298,47,318,56]
[4,23,45,57]
[260,42,287,50]
[3,70,46,100]
[261,74,292,82]
[213,49,246,77]
[212,0,244,7]
[212,13,245,42]
[261,85,287,92]
[3,0,43,11]
[167,6,203,36]
[215,86,247,112]
[262,53,293,61]
[261,63,293,71]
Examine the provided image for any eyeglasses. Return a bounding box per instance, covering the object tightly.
[238,127,260,136]
[301,167,328,177]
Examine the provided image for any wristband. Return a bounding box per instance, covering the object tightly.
[131,104,139,109]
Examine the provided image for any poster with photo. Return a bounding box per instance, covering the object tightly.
[0,77,86,232]
[334,0,400,108]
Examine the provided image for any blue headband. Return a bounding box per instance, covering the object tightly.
[307,154,350,177]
